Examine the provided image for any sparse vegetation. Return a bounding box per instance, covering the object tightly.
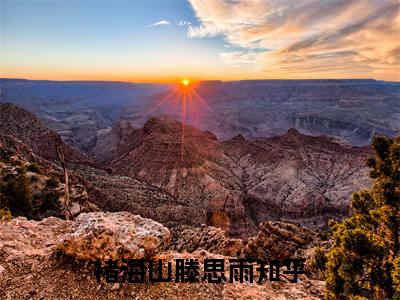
[326,136,400,299]
[30,175,39,183]
[0,147,14,162]
[308,247,328,279]
[318,231,330,241]
[0,169,33,217]
[46,177,59,188]
[0,207,12,221]
[40,190,61,213]
[27,162,42,173]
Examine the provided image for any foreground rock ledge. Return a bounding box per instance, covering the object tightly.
[0,214,325,299]
[59,211,171,260]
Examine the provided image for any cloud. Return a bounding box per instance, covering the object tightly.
[187,0,400,80]
[178,21,192,26]
[149,20,171,27]
[187,24,220,38]
[220,50,265,65]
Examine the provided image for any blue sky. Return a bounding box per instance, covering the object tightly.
[1,0,236,82]
[1,0,399,82]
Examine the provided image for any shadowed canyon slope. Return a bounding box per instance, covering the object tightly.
[0,103,87,162]
[0,103,187,232]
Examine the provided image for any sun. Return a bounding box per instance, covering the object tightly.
[181,78,190,86]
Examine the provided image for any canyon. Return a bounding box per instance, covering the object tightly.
[2,79,399,151]
[0,102,372,237]
[0,78,398,298]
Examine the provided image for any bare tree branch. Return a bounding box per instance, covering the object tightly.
[55,136,72,220]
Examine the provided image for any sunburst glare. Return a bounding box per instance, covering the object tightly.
[182,79,190,86]
[142,79,216,162]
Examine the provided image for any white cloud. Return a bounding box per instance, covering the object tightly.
[220,50,264,65]
[149,20,171,27]
[187,24,220,38]
[187,0,400,80]
[178,21,192,26]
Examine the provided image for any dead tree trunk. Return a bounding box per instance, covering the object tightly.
[55,137,72,220]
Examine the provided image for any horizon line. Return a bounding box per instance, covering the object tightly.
[1,77,399,85]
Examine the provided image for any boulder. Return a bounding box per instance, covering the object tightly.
[174,225,243,256]
[243,220,318,260]
[0,214,325,299]
[59,212,171,260]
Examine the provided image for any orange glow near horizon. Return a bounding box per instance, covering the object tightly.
[3,68,392,83]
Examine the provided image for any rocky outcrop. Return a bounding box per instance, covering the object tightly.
[0,134,97,220]
[206,195,258,238]
[0,212,171,262]
[59,212,171,260]
[108,116,254,237]
[87,120,138,163]
[0,103,87,162]
[69,164,197,230]
[0,103,374,239]
[0,214,325,300]
[174,225,244,256]
[0,216,73,261]
[104,116,371,237]
[243,221,319,260]
[220,128,372,231]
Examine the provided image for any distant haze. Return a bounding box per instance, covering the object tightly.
[1,78,399,150]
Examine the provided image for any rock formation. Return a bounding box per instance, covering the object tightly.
[107,116,252,236]
[95,116,372,237]
[220,128,372,230]
[59,212,171,260]
[0,103,87,162]
[174,225,244,256]
[0,214,325,300]
[0,134,97,220]
[0,78,397,299]
[243,221,319,260]
[0,103,373,238]
[87,120,138,163]
[69,164,196,233]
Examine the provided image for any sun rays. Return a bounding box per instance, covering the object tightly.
[143,79,215,162]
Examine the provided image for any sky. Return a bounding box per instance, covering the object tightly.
[1,0,399,82]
